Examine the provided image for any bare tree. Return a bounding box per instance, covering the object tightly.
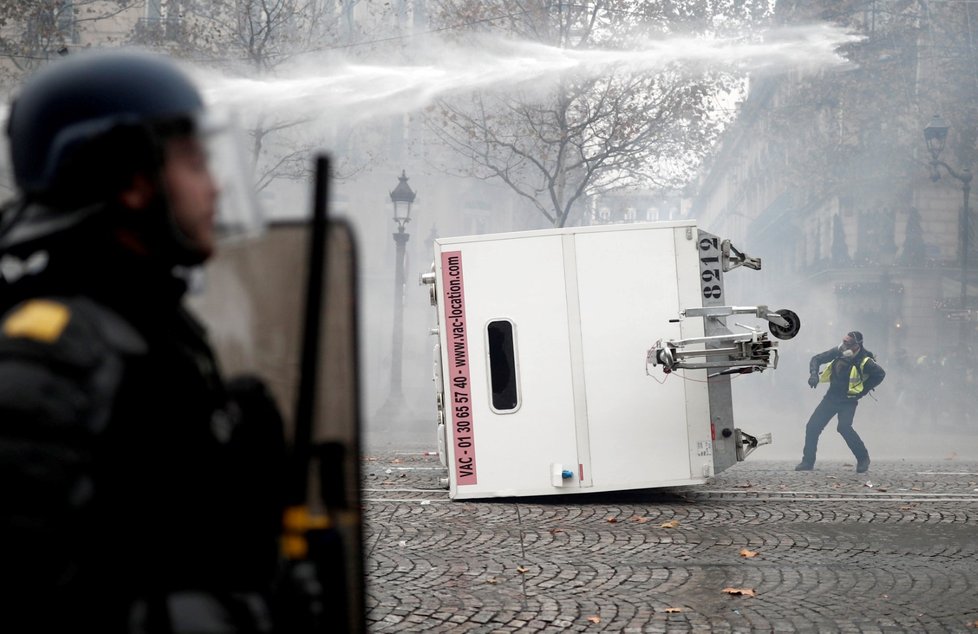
[0,0,134,84]
[425,0,774,227]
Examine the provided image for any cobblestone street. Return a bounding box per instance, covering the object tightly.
[364,455,978,632]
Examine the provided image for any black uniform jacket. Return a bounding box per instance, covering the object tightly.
[0,204,284,631]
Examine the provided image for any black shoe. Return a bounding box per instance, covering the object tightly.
[794,462,814,471]
[856,457,870,473]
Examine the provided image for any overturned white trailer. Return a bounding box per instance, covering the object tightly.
[420,221,799,500]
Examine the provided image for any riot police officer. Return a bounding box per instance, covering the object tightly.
[0,49,285,632]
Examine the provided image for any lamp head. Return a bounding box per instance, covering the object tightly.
[923,114,950,162]
[390,170,416,230]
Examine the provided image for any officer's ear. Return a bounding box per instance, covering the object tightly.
[117,172,156,210]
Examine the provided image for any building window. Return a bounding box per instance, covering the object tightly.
[486,319,520,412]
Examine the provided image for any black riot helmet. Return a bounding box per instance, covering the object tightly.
[6,49,205,208]
[3,48,262,264]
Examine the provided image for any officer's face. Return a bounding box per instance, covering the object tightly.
[162,135,219,260]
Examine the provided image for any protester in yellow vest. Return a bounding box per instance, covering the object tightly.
[795,331,886,473]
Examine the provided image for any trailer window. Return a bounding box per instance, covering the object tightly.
[486,320,519,412]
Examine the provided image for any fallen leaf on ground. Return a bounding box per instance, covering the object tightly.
[722,587,756,597]
[486,577,498,584]
[516,566,529,573]
[660,519,680,529]
[663,607,683,613]
[739,548,759,558]
[606,516,618,523]
[392,458,402,464]
[631,515,650,523]
[586,615,601,624]
[549,528,564,535]
[966,620,978,628]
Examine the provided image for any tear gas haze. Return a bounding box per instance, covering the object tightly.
[181,19,972,463]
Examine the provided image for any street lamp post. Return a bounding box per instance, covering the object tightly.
[379,170,417,420]
[924,115,973,345]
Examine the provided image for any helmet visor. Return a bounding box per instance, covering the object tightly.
[195,110,264,243]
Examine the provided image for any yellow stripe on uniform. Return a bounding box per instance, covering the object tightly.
[281,505,332,560]
[2,300,70,343]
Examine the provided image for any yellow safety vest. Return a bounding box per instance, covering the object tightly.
[819,356,872,396]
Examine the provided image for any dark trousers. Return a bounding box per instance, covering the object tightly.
[801,397,868,465]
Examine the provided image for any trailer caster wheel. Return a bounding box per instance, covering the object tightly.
[655,347,674,368]
[769,309,801,340]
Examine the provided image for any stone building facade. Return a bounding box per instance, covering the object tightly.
[687,3,977,369]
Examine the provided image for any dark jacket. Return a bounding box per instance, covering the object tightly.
[0,203,285,631]
[809,345,886,400]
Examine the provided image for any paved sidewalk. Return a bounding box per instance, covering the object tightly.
[364,455,978,632]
